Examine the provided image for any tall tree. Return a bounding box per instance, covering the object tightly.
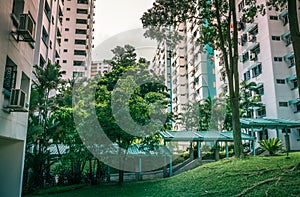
[74,45,170,185]
[24,62,65,190]
[142,0,245,157]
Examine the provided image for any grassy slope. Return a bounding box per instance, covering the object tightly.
[26,152,300,197]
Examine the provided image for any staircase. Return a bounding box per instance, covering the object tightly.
[173,159,215,175]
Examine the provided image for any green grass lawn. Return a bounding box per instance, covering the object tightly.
[25,152,300,197]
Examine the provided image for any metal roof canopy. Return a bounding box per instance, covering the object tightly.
[159,131,254,142]
[240,118,300,129]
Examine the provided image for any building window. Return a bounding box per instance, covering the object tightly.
[64,38,69,42]
[42,27,49,45]
[252,64,262,77]
[257,85,264,95]
[291,79,298,89]
[279,102,288,107]
[63,49,68,52]
[74,50,86,56]
[39,55,46,67]
[76,18,88,24]
[66,8,71,11]
[296,103,300,112]
[281,32,291,46]
[244,71,251,81]
[65,28,69,31]
[77,8,88,14]
[257,106,266,117]
[75,39,86,45]
[63,60,67,63]
[241,52,249,63]
[289,57,295,67]
[274,57,283,62]
[3,57,17,94]
[66,18,70,21]
[238,0,245,12]
[73,71,84,78]
[75,29,87,34]
[276,79,286,84]
[270,15,278,20]
[11,0,25,27]
[77,0,88,4]
[44,1,51,20]
[271,36,280,41]
[73,61,84,66]
[281,14,289,26]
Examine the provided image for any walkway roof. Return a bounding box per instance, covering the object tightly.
[159,131,254,142]
[240,118,300,129]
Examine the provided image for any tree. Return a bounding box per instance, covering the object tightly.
[142,0,245,157]
[239,81,263,118]
[23,62,65,190]
[74,45,170,185]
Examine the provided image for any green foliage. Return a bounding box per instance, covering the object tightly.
[259,138,283,155]
[239,81,263,118]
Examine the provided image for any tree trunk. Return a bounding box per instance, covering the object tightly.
[288,0,300,98]
[231,0,243,158]
[231,97,243,157]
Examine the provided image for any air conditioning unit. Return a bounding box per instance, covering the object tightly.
[7,89,28,112]
[17,14,35,42]
[248,34,255,42]
[250,53,257,61]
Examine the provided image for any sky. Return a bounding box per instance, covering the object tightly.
[93,0,155,46]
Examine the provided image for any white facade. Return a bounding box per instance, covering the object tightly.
[60,0,95,79]
[34,0,64,67]
[90,60,111,78]
[151,21,216,130]
[0,0,39,196]
[236,0,300,150]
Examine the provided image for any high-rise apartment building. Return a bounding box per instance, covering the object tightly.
[152,21,216,130]
[236,0,300,150]
[0,1,38,196]
[90,60,111,78]
[34,0,64,67]
[60,0,95,79]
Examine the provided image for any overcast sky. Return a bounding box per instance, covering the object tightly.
[93,0,154,46]
[92,0,157,61]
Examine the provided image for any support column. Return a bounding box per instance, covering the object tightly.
[107,165,110,182]
[225,141,229,158]
[251,127,256,156]
[276,127,280,140]
[139,158,142,181]
[163,155,167,178]
[169,155,172,177]
[214,141,219,161]
[189,141,194,159]
[169,141,173,176]
[197,141,201,159]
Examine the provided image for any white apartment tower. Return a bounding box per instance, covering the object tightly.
[0,0,38,196]
[90,60,111,78]
[152,21,216,130]
[236,0,300,150]
[60,0,95,79]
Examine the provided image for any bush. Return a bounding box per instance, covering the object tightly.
[259,138,283,155]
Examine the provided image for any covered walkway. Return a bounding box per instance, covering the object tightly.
[240,118,300,155]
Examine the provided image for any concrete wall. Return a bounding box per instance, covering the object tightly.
[0,0,38,196]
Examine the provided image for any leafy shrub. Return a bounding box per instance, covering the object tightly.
[259,138,283,155]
